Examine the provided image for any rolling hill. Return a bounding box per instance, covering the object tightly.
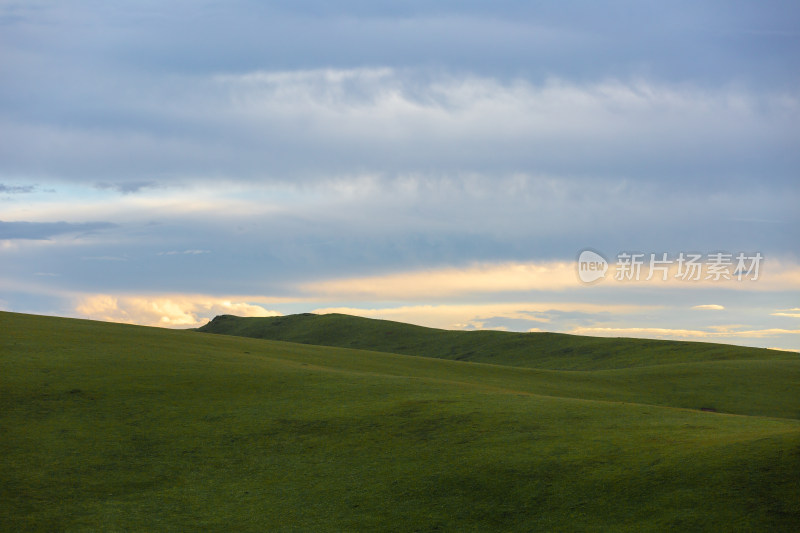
[2,310,799,531]
[197,312,789,371]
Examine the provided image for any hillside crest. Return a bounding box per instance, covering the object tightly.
[197,312,781,371]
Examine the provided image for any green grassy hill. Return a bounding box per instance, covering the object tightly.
[2,311,799,531]
[197,312,789,370]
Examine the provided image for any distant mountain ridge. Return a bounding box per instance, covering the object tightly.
[197,312,784,371]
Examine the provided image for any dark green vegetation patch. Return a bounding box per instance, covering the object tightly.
[198,312,788,370]
[2,311,799,531]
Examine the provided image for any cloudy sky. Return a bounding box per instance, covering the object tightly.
[1,1,799,350]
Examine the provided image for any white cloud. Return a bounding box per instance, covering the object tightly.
[772,308,800,318]
[303,261,580,298]
[217,70,790,141]
[157,249,211,256]
[0,182,285,223]
[81,256,127,261]
[302,258,800,300]
[3,68,796,185]
[568,326,800,341]
[75,294,281,327]
[692,304,725,310]
[205,71,798,180]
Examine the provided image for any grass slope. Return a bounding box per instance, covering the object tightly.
[2,311,799,531]
[197,312,792,370]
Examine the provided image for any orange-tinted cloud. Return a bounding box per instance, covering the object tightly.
[75,294,282,327]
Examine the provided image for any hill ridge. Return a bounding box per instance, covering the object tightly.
[197,312,787,371]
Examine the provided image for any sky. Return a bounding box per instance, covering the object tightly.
[1,0,799,350]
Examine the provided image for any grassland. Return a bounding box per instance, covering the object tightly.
[2,311,799,531]
[198,312,788,370]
